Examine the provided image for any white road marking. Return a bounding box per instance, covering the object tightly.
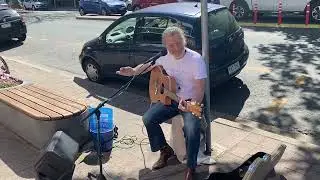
[4,56,52,73]
[3,56,86,79]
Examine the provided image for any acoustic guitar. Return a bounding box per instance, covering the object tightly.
[149,65,203,118]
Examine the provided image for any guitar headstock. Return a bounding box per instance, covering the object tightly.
[186,101,204,119]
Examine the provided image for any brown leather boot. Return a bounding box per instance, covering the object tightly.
[152,145,174,170]
[185,168,195,180]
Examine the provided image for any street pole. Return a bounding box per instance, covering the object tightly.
[200,0,211,154]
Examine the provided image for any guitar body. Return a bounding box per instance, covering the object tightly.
[149,65,176,105]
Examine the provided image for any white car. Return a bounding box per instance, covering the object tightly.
[22,0,48,11]
[219,0,320,22]
[0,0,9,8]
[120,0,132,11]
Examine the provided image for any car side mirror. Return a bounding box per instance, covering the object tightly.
[98,36,105,44]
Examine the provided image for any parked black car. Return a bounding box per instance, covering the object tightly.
[79,2,249,87]
[0,7,27,42]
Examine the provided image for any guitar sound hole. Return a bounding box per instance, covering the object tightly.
[160,83,165,94]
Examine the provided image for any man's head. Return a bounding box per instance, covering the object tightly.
[162,26,186,59]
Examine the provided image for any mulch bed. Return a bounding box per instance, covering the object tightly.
[0,69,23,89]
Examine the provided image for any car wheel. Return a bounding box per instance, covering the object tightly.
[310,1,320,23]
[230,0,249,20]
[32,5,35,11]
[84,59,102,83]
[79,8,85,16]
[18,34,26,42]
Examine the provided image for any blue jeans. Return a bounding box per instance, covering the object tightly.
[142,101,201,169]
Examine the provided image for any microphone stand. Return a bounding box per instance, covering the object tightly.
[80,57,157,180]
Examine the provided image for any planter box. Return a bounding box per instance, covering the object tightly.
[0,83,90,150]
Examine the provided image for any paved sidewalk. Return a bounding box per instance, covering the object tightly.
[1,58,320,179]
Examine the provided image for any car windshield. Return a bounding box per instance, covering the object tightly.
[0,0,6,4]
[112,18,136,33]
[208,9,240,40]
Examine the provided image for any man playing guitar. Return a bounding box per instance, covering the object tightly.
[116,26,207,180]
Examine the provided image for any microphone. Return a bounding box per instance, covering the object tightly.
[143,49,167,65]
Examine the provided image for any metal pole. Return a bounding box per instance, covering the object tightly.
[200,0,211,154]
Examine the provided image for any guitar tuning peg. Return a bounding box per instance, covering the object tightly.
[201,104,204,107]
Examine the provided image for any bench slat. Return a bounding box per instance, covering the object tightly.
[16,86,80,116]
[21,86,85,115]
[1,90,63,120]
[8,88,73,118]
[25,85,86,111]
[0,92,50,120]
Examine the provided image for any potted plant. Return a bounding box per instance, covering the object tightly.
[0,56,23,89]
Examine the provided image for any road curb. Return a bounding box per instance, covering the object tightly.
[75,15,120,21]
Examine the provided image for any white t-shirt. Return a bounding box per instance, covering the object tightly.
[155,48,207,100]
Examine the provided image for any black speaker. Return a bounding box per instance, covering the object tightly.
[34,131,79,180]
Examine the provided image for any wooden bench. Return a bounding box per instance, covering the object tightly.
[0,83,90,149]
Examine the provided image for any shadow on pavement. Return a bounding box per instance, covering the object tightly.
[73,76,150,115]
[73,76,250,121]
[0,125,38,179]
[138,163,211,180]
[212,77,250,121]
[246,27,320,142]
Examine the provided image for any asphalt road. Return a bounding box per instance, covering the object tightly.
[1,11,319,139]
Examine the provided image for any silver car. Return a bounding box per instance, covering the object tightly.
[120,0,132,11]
[219,0,320,22]
[22,0,48,11]
[0,0,9,8]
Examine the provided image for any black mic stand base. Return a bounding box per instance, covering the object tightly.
[88,172,107,180]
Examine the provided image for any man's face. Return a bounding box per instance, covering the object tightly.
[164,34,185,59]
